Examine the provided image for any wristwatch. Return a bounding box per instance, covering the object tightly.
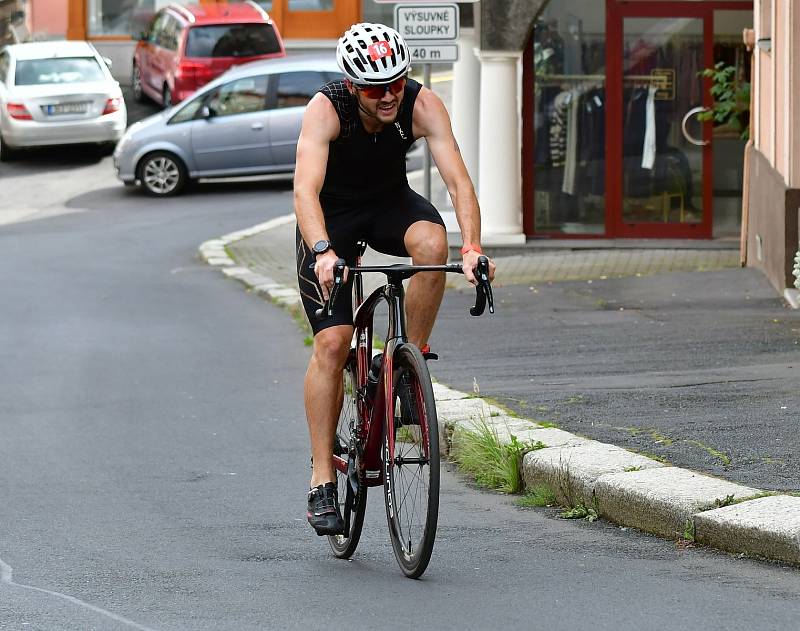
[312,239,332,257]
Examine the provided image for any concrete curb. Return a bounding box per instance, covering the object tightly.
[200,219,800,569]
[199,214,303,309]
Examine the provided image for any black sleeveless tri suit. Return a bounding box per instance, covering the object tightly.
[296,78,445,333]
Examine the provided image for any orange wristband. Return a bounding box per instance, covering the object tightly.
[460,243,482,255]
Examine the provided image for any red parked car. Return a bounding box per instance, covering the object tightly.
[131,2,285,107]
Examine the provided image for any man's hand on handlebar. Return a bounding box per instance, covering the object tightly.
[314,250,348,300]
[461,249,496,286]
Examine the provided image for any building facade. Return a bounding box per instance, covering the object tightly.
[54,0,762,249]
[746,0,800,293]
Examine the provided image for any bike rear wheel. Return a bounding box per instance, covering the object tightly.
[383,343,440,578]
[328,353,367,558]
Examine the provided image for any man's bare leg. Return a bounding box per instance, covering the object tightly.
[304,324,353,487]
[404,221,449,347]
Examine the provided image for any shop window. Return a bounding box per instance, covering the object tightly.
[532,2,606,235]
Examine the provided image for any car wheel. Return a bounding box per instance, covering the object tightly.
[162,84,172,109]
[0,134,16,162]
[132,63,145,103]
[138,151,187,196]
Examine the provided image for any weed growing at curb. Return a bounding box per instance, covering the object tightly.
[558,504,598,522]
[714,494,736,508]
[685,440,731,466]
[450,419,545,493]
[396,426,417,443]
[515,486,557,508]
[623,466,643,472]
[682,518,695,543]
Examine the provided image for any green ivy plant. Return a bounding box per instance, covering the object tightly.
[698,62,751,140]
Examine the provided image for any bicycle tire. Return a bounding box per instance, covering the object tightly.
[328,354,367,558]
[383,343,440,578]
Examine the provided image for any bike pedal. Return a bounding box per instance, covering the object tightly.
[423,351,438,361]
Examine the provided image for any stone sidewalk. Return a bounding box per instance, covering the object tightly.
[199,214,800,568]
[227,217,741,287]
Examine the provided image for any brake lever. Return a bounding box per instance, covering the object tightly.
[314,258,347,320]
[469,255,495,316]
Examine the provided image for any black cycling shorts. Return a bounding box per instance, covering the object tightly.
[296,186,445,335]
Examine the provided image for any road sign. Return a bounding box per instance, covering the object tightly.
[395,3,459,41]
[408,43,459,64]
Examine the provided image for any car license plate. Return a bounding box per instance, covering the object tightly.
[46,102,89,115]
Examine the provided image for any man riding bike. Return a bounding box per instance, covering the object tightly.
[294,22,496,535]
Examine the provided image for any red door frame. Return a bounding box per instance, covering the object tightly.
[522,0,753,239]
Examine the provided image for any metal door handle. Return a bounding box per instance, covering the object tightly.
[251,123,264,130]
[682,106,710,146]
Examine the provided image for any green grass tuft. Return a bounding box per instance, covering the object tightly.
[515,485,557,508]
[450,420,545,494]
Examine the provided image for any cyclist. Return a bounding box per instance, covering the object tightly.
[294,22,496,535]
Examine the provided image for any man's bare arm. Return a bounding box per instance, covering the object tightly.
[294,93,339,247]
[294,93,344,297]
[413,88,494,283]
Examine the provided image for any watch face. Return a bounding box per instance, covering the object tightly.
[313,240,330,255]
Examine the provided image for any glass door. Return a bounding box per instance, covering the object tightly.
[607,1,753,239]
[621,17,706,232]
[608,2,712,238]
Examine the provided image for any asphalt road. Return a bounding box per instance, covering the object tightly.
[1,154,800,629]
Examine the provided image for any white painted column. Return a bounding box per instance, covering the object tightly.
[477,50,525,244]
[451,27,481,190]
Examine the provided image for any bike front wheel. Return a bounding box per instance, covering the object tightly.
[329,353,367,558]
[383,343,440,578]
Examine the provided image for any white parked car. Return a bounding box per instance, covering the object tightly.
[0,40,126,161]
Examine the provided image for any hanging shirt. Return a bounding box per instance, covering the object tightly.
[641,85,657,170]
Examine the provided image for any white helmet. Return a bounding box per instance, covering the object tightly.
[336,23,410,85]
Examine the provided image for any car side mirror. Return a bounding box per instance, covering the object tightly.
[200,105,215,119]
[103,57,113,70]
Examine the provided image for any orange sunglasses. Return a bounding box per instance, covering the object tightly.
[353,76,407,99]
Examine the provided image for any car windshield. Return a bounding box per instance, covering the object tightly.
[14,57,105,85]
[185,24,281,58]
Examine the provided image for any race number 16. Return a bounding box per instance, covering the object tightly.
[368,41,392,61]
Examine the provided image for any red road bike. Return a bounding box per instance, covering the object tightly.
[316,243,494,578]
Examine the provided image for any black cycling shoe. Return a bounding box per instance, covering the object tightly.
[307,482,344,536]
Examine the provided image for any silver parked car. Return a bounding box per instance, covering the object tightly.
[0,40,126,161]
[113,54,342,196]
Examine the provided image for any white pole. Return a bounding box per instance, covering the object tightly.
[451,27,481,190]
[477,50,525,244]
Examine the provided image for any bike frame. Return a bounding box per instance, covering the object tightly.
[331,255,455,487]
